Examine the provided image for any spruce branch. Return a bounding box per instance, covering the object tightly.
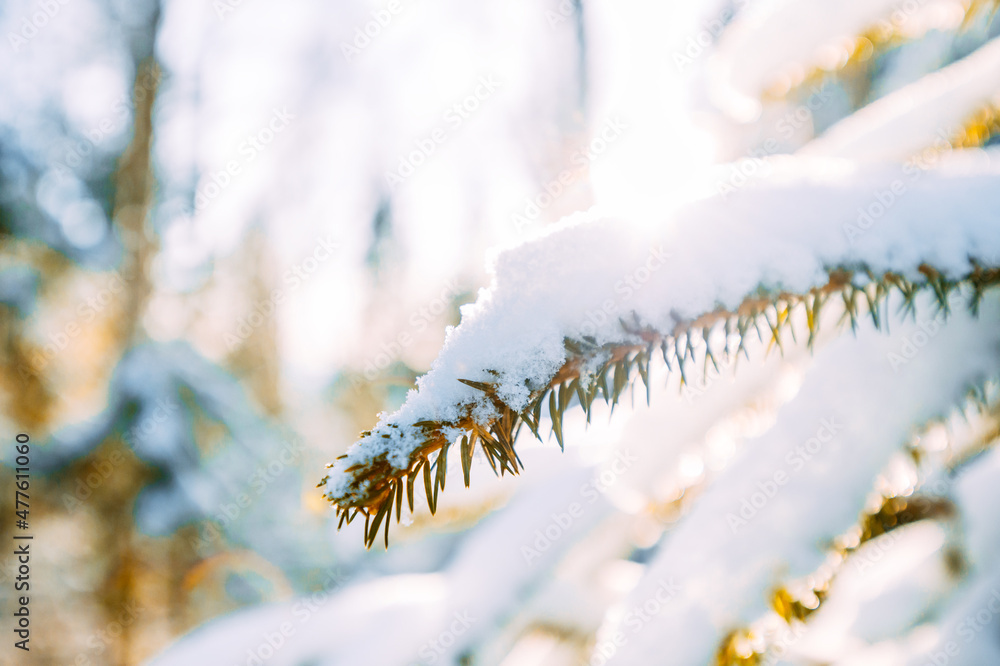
[321,264,1000,549]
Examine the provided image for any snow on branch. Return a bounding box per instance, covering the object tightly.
[320,158,1000,548]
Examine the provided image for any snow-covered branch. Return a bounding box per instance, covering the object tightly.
[321,157,1000,548]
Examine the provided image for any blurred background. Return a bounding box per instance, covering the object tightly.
[1,0,999,664]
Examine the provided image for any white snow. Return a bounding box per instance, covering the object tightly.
[324,157,1000,505]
